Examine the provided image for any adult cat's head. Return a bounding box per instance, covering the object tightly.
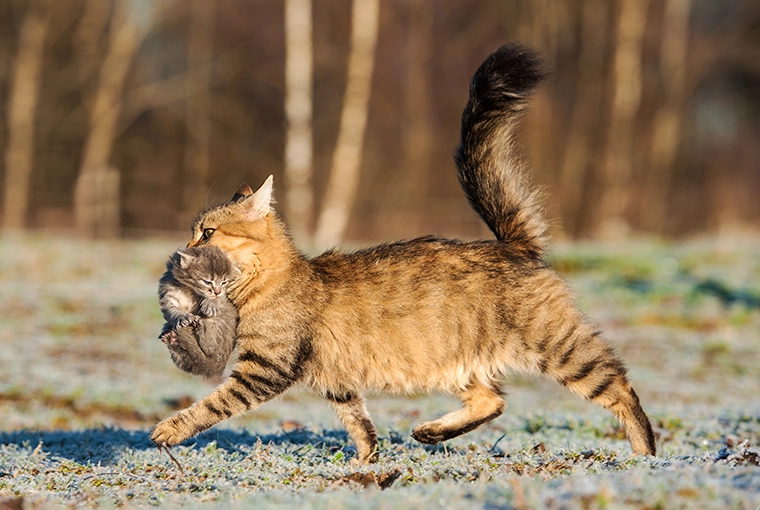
[187,176,298,283]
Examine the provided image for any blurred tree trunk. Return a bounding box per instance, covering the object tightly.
[74,0,152,238]
[314,0,379,248]
[521,0,558,237]
[3,2,51,230]
[73,0,110,86]
[182,0,216,215]
[640,0,690,233]
[596,0,649,239]
[283,0,314,244]
[558,0,609,238]
[400,0,433,234]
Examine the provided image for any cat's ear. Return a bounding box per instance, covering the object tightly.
[241,175,274,221]
[176,249,196,268]
[231,183,253,203]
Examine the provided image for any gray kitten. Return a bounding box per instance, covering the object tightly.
[158,245,239,378]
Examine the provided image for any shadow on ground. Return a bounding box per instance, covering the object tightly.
[0,427,352,466]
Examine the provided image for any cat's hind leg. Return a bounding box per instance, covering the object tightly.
[556,357,656,455]
[411,380,505,444]
[537,327,657,455]
[326,392,378,464]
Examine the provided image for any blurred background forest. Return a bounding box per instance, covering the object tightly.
[0,0,759,246]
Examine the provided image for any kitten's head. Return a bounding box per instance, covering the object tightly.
[186,176,296,276]
[172,246,239,299]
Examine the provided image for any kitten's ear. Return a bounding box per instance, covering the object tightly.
[231,183,253,203]
[176,249,195,268]
[241,175,274,221]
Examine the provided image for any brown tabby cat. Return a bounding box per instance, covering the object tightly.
[150,43,656,462]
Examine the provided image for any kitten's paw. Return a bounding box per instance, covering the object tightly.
[150,416,191,447]
[159,329,177,345]
[199,300,220,318]
[174,314,199,328]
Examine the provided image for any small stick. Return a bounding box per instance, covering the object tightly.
[489,432,507,453]
[158,443,185,476]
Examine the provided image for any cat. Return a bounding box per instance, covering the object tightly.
[158,245,240,379]
[151,43,656,463]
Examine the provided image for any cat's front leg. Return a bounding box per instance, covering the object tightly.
[174,313,199,328]
[198,297,221,318]
[150,373,262,446]
[151,396,238,447]
[152,344,305,447]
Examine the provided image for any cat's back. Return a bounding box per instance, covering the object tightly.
[310,235,543,289]
[307,235,560,342]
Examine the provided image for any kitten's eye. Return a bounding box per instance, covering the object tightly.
[202,228,215,241]
[221,280,228,287]
[202,279,212,286]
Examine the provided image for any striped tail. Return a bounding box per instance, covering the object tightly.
[455,43,548,259]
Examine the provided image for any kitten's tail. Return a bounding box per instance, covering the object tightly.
[455,43,548,259]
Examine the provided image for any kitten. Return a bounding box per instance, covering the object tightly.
[158,245,239,379]
[151,43,656,462]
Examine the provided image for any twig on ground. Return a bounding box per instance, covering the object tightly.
[158,444,185,476]
[490,432,507,453]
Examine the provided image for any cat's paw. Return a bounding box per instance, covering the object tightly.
[159,329,177,345]
[150,415,191,447]
[174,314,199,328]
[199,299,220,318]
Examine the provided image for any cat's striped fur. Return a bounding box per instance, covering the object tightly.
[150,43,656,462]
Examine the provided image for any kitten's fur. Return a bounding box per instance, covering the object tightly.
[158,246,239,379]
[151,43,656,461]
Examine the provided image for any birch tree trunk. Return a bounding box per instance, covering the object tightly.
[74,0,152,238]
[401,0,433,234]
[640,0,690,233]
[73,0,111,86]
[3,3,51,230]
[557,0,608,237]
[283,0,313,243]
[596,0,649,239]
[314,0,380,248]
[521,0,558,237]
[182,0,216,214]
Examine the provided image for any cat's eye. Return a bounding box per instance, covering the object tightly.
[202,228,215,240]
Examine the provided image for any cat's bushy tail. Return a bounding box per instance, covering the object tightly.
[455,43,548,259]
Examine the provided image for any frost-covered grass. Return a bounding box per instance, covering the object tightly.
[0,233,759,508]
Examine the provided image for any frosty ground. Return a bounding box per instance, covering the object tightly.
[0,234,758,508]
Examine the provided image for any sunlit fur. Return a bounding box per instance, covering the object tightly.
[151,43,656,462]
